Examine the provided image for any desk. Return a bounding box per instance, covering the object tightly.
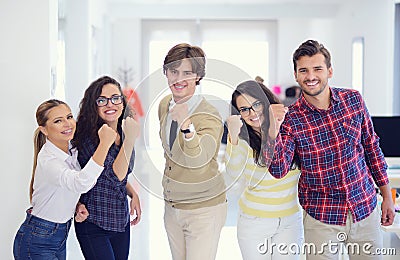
[388,168,400,188]
[382,168,400,255]
[381,224,400,260]
[381,223,400,239]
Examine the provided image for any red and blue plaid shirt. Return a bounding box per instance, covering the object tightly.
[267,87,389,225]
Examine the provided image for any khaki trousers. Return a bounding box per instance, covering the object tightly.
[303,206,383,260]
[164,202,227,260]
[237,211,303,260]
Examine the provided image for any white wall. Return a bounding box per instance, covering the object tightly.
[0,0,57,259]
[277,17,336,87]
[110,19,142,87]
[64,0,109,115]
[333,0,395,115]
[276,0,395,116]
[64,0,91,115]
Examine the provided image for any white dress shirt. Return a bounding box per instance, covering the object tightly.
[31,140,104,223]
[165,94,202,147]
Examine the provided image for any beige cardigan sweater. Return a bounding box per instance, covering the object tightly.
[158,94,226,209]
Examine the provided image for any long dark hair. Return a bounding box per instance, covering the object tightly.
[73,76,130,150]
[30,99,69,202]
[231,80,280,166]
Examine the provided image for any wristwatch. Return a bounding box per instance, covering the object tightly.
[180,123,195,134]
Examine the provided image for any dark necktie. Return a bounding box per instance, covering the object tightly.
[169,120,178,150]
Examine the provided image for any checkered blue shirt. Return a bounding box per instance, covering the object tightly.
[267,87,389,225]
[78,137,134,232]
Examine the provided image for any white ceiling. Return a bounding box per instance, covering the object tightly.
[105,0,348,5]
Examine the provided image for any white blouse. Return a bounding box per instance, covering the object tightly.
[31,140,103,223]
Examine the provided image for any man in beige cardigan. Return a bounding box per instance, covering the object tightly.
[158,43,227,260]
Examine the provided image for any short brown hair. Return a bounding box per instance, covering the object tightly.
[163,43,206,85]
[293,39,331,72]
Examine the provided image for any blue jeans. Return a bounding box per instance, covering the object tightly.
[13,210,71,260]
[74,220,130,260]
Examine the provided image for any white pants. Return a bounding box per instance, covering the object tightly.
[164,202,227,260]
[237,211,304,260]
[304,206,383,260]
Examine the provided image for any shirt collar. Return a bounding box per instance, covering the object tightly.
[168,94,202,114]
[299,86,339,112]
[330,87,340,103]
[43,139,76,162]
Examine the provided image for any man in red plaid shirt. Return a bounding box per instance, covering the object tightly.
[267,40,395,259]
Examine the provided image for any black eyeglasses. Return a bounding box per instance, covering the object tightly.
[238,101,263,117]
[96,95,123,107]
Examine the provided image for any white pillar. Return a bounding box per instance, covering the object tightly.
[65,0,90,115]
[0,0,57,258]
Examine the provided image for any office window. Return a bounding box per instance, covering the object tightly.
[202,41,269,121]
[351,37,364,95]
[53,1,66,100]
[54,35,66,100]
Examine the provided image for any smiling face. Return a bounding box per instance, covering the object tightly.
[39,104,76,150]
[166,59,199,102]
[235,93,264,133]
[294,53,332,99]
[97,83,124,128]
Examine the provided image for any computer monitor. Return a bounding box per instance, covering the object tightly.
[371,116,400,167]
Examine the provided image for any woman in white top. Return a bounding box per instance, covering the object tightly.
[13,99,116,260]
[225,80,303,260]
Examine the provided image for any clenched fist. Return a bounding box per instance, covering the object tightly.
[170,103,190,128]
[75,203,89,223]
[226,115,243,145]
[98,124,117,148]
[268,104,288,139]
[122,116,140,142]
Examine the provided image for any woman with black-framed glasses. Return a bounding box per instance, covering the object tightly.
[95,95,124,107]
[225,80,302,260]
[72,76,142,260]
